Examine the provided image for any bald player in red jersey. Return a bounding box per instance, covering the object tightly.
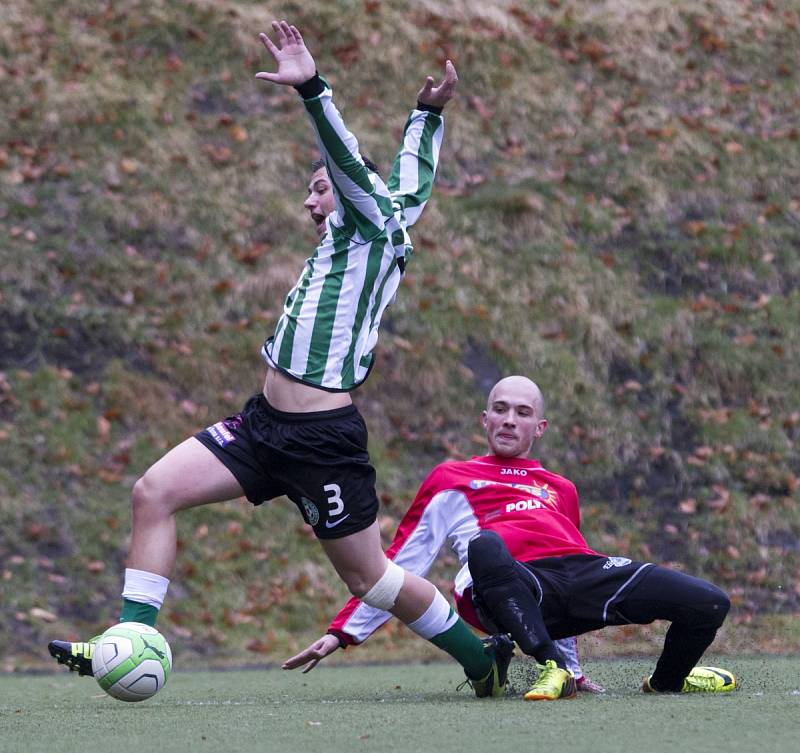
[285,376,736,700]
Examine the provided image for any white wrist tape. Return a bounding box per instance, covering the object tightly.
[361,559,405,611]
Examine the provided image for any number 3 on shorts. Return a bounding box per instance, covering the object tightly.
[324,483,345,517]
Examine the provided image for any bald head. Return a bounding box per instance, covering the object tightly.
[486,376,546,416]
[482,376,548,458]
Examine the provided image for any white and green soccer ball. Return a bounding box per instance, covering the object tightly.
[91,622,172,702]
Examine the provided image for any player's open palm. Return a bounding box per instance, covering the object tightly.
[256,20,316,87]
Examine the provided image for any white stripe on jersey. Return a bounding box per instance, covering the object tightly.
[320,242,371,389]
[396,126,423,202]
[340,251,398,387]
[401,119,443,227]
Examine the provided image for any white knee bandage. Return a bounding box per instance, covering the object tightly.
[361,559,405,611]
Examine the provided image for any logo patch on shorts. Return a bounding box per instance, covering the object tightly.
[603,556,632,570]
[207,421,235,447]
[301,497,320,527]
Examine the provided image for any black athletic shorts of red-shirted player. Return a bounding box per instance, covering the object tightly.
[464,530,732,694]
[195,393,379,539]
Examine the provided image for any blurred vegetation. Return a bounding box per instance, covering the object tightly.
[1,0,798,670]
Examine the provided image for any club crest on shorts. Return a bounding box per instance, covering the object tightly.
[301,496,320,527]
[603,556,632,569]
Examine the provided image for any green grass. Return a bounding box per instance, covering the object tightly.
[2,657,798,753]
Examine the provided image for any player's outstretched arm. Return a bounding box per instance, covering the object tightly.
[387,60,458,225]
[416,59,458,110]
[256,20,384,239]
[282,633,341,673]
[255,20,316,87]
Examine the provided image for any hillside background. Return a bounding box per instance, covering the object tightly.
[1,0,798,671]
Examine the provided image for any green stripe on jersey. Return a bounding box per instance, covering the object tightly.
[303,226,352,385]
[341,237,387,386]
[278,256,316,367]
[304,96,374,194]
[366,256,399,346]
[305,98,383,240]
[405,113,438,208]
[387,111,440,208]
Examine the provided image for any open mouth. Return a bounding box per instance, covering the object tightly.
[311,213,326,236]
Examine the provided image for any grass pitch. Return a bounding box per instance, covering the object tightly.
[2,656,798,753]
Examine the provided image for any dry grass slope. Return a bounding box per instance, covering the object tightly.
[1,0,798,668]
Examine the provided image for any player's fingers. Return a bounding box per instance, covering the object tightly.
[301,658,320,674]
[289,24,303,45]
[273,20,288,45]
[281,647,314,668]
[278,20,292,44]
[255,72,280,82]
[259,32,279,57]
[444,59,458,84]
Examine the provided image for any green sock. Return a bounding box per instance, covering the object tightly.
[430,613,492,679]
[119,598,159,627]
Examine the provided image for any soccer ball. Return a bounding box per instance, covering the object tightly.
[91,622,172,702]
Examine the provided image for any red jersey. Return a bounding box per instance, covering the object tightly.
[328,454,599,645]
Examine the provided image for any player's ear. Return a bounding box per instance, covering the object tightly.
[535,418,548,438]
[481,410,488,429]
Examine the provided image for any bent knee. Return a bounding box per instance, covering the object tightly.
[468,530,505,561]
[350,560,405,611]
[687,583,731,630]
[131,473,173,519]
[708,586,731,627]
[468,530,514,578]
[344,574,374,600]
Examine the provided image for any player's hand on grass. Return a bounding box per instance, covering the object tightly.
[417,60,458,109]
[255,20,316,87]
[282,633,341,673]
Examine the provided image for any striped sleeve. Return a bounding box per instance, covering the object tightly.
[301,80,389,240]
[327,475,463,646]
[386,108,444,227]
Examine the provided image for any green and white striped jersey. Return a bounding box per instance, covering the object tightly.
[262,76,444,391]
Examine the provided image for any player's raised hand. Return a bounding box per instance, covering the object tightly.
[255,20,316,87]
[417,60,458,109]
[282,633,341,673]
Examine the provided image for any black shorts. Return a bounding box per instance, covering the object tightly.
[195,394,379,540]
[521,554,655,639]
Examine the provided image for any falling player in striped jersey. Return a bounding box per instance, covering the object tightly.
[285,376,736,700]
[48,20,514,698]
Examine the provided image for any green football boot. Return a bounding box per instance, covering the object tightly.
[467,633,516,698]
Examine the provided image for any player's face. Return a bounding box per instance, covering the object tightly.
[304,167,335,238]
[482,379,547,458]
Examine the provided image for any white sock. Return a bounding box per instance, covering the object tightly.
[122,568,170,609]
[407,589,458,640]
[556,636,583,679]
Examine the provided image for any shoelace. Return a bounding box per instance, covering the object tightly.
[685,674,718,691]
[530,663,564,691]
[456,677,473,693]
